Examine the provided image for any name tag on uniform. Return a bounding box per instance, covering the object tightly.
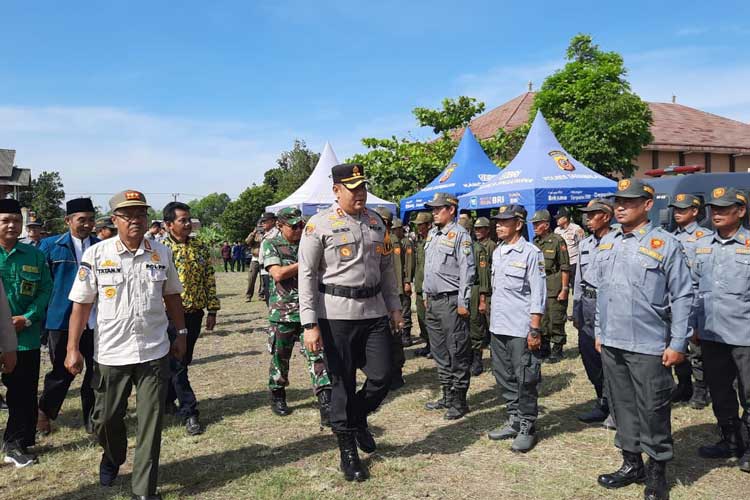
[598,243,613,250]
[638,246,664,262]
[737,248,750,255]
[696,248,712,254]
[544,249,555,254]
[22,265,39,273]
[509,261,526,269]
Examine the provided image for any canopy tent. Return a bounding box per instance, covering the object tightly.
[265,142,397,216]
[458,110,617,235]
[400,127,500,220]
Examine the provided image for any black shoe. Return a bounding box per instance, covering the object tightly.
[643,459,669,500]
[3,444,37,468]
[597,451,645,489]
[470,349,484,376]
[185,415,204,436]
[401,332,413,347]
[740,449,750,473]
[131,495,162,500]
[390,375,406,391]
[413,346,430,358]
[99,453,119,486]
[688,383,710,410]
[270,389,291,417]
[317,389,332,428]
[578,398,609,423]
[84,419,95,436]
[425,352,433,359]
[698,423,745,459]
[355,427,377,454]
[670,382,693,404]
[546,343,563,364]
[444,388,469,420]
[425,386,450,411]
[336,433,368,482]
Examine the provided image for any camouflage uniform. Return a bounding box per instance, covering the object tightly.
[470,236,495,351]
[263,233,331,395]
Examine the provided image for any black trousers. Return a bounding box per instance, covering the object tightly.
[2,349,40,448]
[319,316,392,433]
[261,275,271,305]
[167,310,204,418]
[578,330,604,398]
[425,294,471,390]
[602,346,674,461]
[39,329,95,426]
[702,340,750,428]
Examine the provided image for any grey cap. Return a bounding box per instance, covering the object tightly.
[579,198,614,214]
[492,204,527,221]
[668,193,702,209]
[615,178,655,199]
[706,187,748,207]
[424,192,459,208]
[392,218,403,229]
[530,209,551,223]
[414,212,433,224]
[374,207,393,222]
[474,217,491,228]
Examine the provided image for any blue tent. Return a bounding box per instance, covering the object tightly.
[458,110,617,235]
[400,127,500,219]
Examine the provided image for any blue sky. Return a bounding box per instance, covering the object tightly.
[1,1,748,209]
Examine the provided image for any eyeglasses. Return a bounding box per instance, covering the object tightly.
[113,212,148,223]
[287,222,305,230]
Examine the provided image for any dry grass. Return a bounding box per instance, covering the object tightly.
[1,272,747,499]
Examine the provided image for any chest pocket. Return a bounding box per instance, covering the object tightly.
[729,255,750,295]
[19,270,40,298]
[637,256,666,304]
[146,266,168,308]
[333,233,357,261]
[503,265,526,292]
[98,273,125,320]
[596,252,613,286]
[438,243,458,274]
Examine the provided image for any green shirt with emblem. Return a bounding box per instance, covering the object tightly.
[533,232,570,298]
[262,233,300,323]
[0,242,53,350]
[475,238,496,295]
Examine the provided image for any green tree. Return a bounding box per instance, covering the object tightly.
[413,96,485,138]
[532,34,652,178]
[220,184,275,242]
[264,140,320,202]
[27,171,66,234]
[187,192,231,227]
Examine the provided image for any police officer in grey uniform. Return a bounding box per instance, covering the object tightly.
[573,198,615,426]
[693,187,750,473]
[486,204,546,453]
[593,179,693,500]
[299,163,403,482]
[668,193,713,408]
[422,192,476,420]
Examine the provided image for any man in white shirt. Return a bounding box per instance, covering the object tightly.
[554,207,585,297]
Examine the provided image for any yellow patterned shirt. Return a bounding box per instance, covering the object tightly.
[164,235,220,312]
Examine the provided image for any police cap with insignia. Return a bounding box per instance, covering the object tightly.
[492,204,527,221]
[66,197,95,215]
[259,211,277,222]
[530,209,551,223]
[424,192,459,208]
[579,197,614,215]
[0,199,22,215]
[706,187,748,207]
[332,163,368,189]
[668,193,702,209]
[277,207,304,226]
[26,213,43,227]
[414,212,433,224]
[109,189,150,211]
[374,207,393,223]
[615,178,654,199]
[474,216,491,228]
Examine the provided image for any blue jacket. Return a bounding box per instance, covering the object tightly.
[39,232,100,331]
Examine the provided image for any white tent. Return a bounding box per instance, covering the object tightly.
[265,142,397,215]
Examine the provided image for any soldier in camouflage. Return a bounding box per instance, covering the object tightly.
[412,212,433,358]
[470,217,495,376]
[262,207,332,426]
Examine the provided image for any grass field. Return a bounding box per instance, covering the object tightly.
[1,271,747,499]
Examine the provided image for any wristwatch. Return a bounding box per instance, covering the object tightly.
[529,327,542,338]
[302,323,317,330]
[176,328,189,336]
[24,317,32,328]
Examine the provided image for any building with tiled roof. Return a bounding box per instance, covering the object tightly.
[0,149,32,198]
[457,92,750,176]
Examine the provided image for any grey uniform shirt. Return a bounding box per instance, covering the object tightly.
[693,227,750,346]
[489,237,546,338]
[423,221,476,308]
[572,232,604,326]
[673,221,713,330]
[298,203,400,324]
[593,223,693,356]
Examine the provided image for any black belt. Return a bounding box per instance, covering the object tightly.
[426,291,459,300]
[319,283,381,299]
[581,286,597,299]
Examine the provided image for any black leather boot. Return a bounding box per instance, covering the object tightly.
[688,381,710,410]
[578,398,609,423]
[670,382,693,404]
[401,330,413,347]
[317,389,332,427]
[425,386,450,410]
[547,343,563,364]
[470,349,484,376]
[597,451,646,489]
[643,458,669,500]
[698,423,745,459]
[336,432,368,482]
[270,388,291,416]
[355,425,377,454]
[444,388,469,420]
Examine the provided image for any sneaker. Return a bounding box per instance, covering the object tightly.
[510,419,537,453]
[488,417,520,440]
[4,446,37,468]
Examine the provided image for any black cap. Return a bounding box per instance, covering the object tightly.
[706,187,748,207]
[615,178,654,199]
[26,213,42,227]
[331,163,367,189]
[66,198,95,215]
[492,204,527,220]
[0,199,21,214]
[259,212,276,222]
[554,207,570,219]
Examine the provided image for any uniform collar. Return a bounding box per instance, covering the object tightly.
[500,236,527,254]
[618,222,653,241]
[115,237,153,255]
[0,240,26,255]
[713,226,750,246]
[437,221,456,234]
[676,221,698,235]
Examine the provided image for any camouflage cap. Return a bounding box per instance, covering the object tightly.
[668,193,702,209]
[374,206,393,222]
[579,198,614,214]
[414,212,433,224]
[392,218,403,229]
[474,216,491,228]
[424,192,459,208]
[492,204,527,221]
[706,187,748,207]
[530,209,551,223]
[277,207,304,226]
[95,217,116,230]
[109,189,150,211]
[615,178,654,199]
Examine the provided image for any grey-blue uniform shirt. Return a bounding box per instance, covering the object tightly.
[423,221,475,308]
[673,221,713,330]
[489,237,546,338]
[693,227,750,347]
[593,223,693,355]
[572,233,603,328]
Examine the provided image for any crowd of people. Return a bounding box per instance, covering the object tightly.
[0,164,748,500]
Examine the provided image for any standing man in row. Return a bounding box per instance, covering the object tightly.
[299,164,402,482]
[95,217,117,240]
[393,217,415,349]
[66,190,187,500]
[593,179,693,500]
[412,212,433,358]
[423,193,475,420]
[37,198,98,436]
[469,217,494,376]
[554,207,584,293]
[245,222,263,301]
[0,199,52,467]
[693,187,750,473]
[163,201,220,436]
[258,212,278,304]
[531,210,570,363]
